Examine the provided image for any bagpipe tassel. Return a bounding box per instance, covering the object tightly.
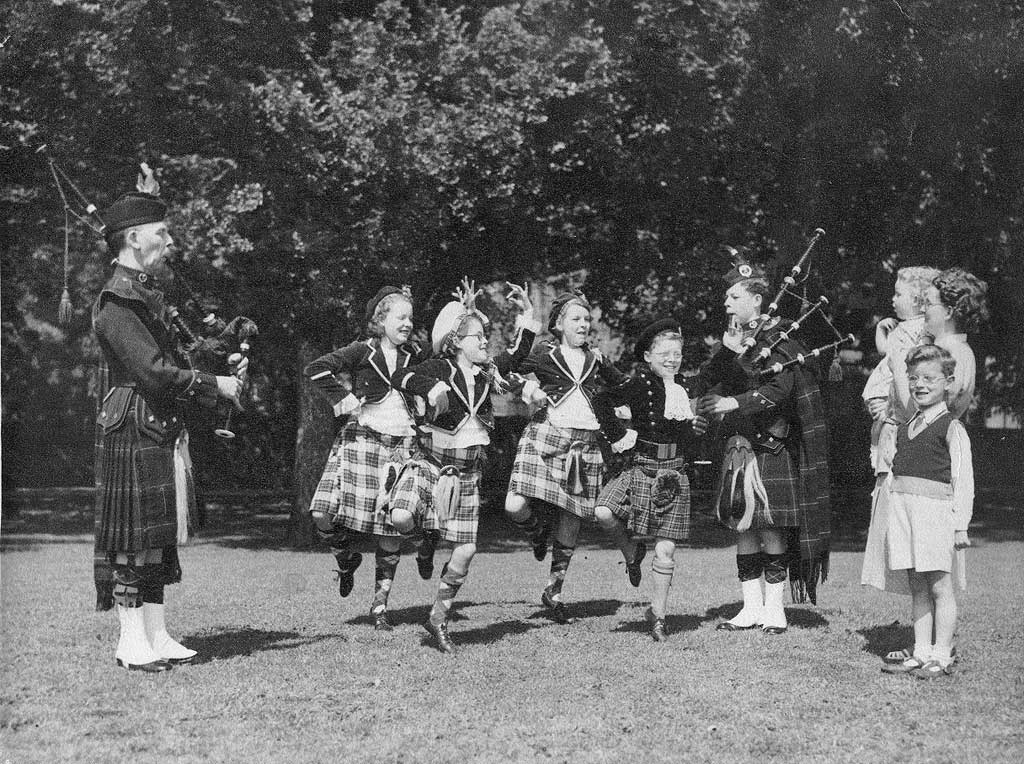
[828,354,843,382]
[432,465,461,524]
[58,287,74,327]
[564,441,587,496]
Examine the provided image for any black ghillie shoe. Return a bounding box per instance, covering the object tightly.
[531,530,550,562]
[646,608,668,642]
[372,609,394,632]
[417,531,439,580]
[541,588,573,625]
[334,552,362,598]
[716,620,758,632]
[626,541,647,588]
[422,619,457,654]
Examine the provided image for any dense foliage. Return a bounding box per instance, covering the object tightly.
[3,0,1021,490]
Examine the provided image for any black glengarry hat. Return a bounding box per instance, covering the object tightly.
[547,289,591,335]
[103,192,168,235]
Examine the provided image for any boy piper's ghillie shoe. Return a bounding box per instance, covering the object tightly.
[626,541,647,588]
[541,588,573,625]
[334,553,362,598]
[115,657,173,673]
[422,619,457,654]
[881,656,927,675]
[910,660,955,680]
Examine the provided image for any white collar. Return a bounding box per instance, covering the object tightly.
[913,401,949,425]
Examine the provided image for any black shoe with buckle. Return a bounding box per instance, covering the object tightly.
[116,658,173,673]
[646,608,668,641]
[334,552,362,598]
[422,619,456,654]
[372,609,394,631]
[626,541,647,588]
[541,588,572,624]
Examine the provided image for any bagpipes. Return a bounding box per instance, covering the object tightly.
[40,144,258,438]
[735,228,855,382]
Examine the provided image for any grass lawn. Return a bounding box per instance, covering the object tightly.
[2,495,1023,764]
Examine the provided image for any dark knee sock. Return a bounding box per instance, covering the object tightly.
[140,584,164,604]
[736,552,764,582]
[372,547,400,613]
[547,539,575,598]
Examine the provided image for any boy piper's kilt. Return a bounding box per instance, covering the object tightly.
[387,433,485,544]
[507,419,604,520]
[717,441,801,530]
[599,450,691,541]
[95,388,195,553]
[309,420,416,537]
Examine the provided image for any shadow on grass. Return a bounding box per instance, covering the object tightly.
[523,597,623,623]
[610,604,716,635]
[435,618,545,646]
[185,627,337,663]
[857,621,914,659]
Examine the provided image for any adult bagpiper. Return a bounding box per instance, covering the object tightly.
[692,254,831,634]
[93,168,243,671]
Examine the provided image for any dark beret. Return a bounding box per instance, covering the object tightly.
[365,285,411,326]
[547,290,591,334]
[635,318,683,361]
[103,192,167,235]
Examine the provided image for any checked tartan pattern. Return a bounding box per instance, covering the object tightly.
[309,421,416,536]
[387,434,484,544]
[600,452,691,541]
[507,420,605,520]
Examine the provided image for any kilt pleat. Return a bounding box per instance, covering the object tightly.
[388,436,484,543]
[507,420,605,520]
[95,414,178,553]
[599,453,690,541]
[308,420,416,536]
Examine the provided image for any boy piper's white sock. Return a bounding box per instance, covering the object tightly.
[932,645,953,665]
[913,642,931,661]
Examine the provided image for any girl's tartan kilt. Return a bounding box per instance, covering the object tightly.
[599,452,691,541]
[308,420,417,536]
[387,433,485,544]
[506,419,605,520]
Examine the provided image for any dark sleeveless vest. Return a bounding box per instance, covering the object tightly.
[891,410,954,484]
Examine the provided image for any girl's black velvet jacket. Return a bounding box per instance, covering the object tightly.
[518,340,630,426]
[304,338,430,416]
[391,326,536,434]
[596,368,703,451]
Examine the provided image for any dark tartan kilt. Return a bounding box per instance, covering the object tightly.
[308,420,417,536]
[718,446,801,531]
[387,434,485,544]
[599,453,690,541]
[94,409,188,554]
[507,420,605,520]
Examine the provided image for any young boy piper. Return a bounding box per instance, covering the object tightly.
[505,290,632,624]
[693,255,831,634]
[389,282,539,653]
[593,320,709,641]
[880,345,974,679]
[305,286,447,630]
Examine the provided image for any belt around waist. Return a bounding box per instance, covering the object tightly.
[635,440,678,460]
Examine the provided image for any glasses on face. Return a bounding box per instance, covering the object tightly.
[907,374,946,385]
[459,332,488,344]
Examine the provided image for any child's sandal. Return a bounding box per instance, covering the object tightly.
[883,648,912,665]
[880,656,927,675]
[910,660,955,679]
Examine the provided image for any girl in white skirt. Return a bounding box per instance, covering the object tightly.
[389,282,538,652]
[504,290,632,624]
[305,286,448,630]
[880,345,973,680]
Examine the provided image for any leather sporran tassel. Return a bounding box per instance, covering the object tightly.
[716,435,769,532]
[433,465,461,523]
[564,440,587,496]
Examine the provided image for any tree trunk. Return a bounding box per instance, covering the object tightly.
[290,341,334,547]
